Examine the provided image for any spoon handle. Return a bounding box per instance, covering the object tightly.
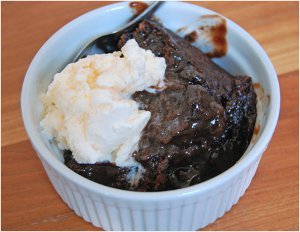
[115,1,164,36]
[72,2,164,62]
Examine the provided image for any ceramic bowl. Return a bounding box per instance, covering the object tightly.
[21,2,280,230]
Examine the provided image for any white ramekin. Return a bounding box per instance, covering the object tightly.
[21,2,280,230]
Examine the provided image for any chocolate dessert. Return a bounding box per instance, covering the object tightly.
[64,20,257,191]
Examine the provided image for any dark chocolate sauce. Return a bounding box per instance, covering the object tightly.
[178,14,227,58]
[253,83,261,90]
[129,1,148,15]
[266,94,270,105]
[203,15,227,58]
[253,124,260,135]
[184,31,198,43]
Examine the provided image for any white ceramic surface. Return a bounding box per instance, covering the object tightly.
[21,2,280,230]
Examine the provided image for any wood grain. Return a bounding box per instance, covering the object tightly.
[2,2,299,231]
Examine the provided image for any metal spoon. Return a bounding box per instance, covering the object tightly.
[72,1,164,62]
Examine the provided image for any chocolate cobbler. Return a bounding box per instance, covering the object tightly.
[64,20,257,191]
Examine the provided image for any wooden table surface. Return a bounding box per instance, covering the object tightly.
[2,1,299,231]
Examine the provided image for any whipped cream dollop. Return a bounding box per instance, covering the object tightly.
[40,39,166,166]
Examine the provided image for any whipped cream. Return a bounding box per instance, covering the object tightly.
[40,39,166,166]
